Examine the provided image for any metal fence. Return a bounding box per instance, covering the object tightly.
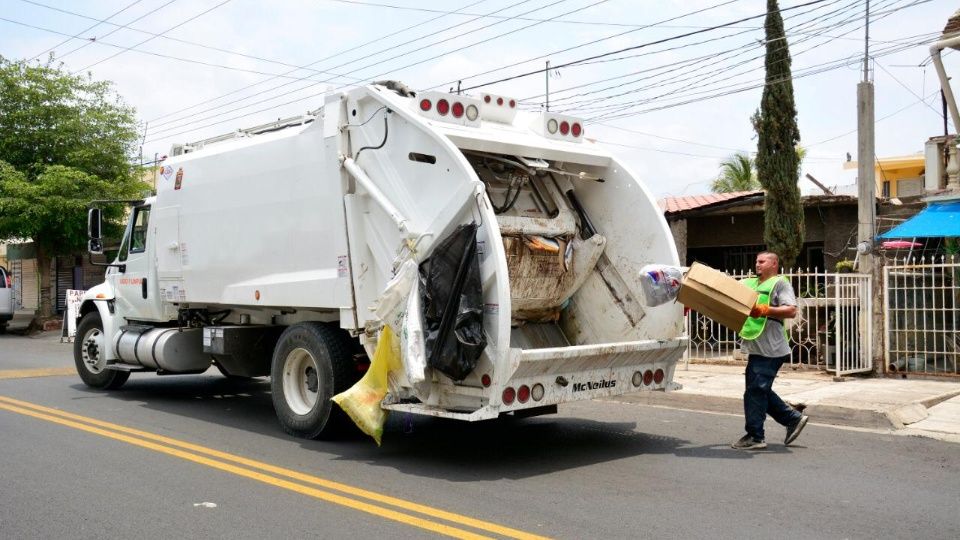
[884,257,960,377]
[685,269,873,376]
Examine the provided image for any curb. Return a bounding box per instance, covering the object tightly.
[607,390,925,431]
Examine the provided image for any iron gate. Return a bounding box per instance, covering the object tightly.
[685,269,873,375]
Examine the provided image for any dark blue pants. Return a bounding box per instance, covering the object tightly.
[744,354,802,440]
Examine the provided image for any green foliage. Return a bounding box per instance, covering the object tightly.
[835,260,855,273]
[0,57,145,317]
[751,0,804,268]
[0,161,144,254]
[711,152,760,193]
[0,56,139,182]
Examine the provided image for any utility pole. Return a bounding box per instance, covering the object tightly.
[856,0,883,374]
[545,60,550,111]
[857,0,875,272]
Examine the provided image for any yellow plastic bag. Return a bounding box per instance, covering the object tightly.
[332,326,402,445]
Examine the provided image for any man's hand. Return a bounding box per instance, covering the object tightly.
[749,303,770,318]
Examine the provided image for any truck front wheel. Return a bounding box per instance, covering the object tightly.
[270,322,354,439]
[73,311,130,390]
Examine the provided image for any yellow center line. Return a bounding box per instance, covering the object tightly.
[0,367,76,380]
[0,395,551,540]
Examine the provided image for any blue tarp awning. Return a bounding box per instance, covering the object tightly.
[879,201,960,239]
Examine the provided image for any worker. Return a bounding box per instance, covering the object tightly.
[731,251,809,450]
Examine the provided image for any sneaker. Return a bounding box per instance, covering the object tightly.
[784,415,809,446]
[731,435,767,450]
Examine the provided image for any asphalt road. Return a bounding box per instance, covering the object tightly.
[1,334,959,539]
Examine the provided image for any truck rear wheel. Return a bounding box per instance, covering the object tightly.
[74,311,130,390]
[270,322,355,439]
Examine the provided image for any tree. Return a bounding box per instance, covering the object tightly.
[0,57,146,320]
[751,0,804,268]
[711,152,760,193]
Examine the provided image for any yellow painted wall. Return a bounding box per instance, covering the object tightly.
[845,155,925,198]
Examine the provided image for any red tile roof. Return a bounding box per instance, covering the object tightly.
[658,190,763,214]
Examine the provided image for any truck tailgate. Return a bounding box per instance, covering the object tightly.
[513,337,687,378]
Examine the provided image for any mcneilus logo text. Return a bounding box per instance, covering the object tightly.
[572,379,617,392]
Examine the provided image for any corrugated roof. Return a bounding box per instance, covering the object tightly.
[658,190,763,214]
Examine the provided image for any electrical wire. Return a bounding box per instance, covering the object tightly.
[144,0,512,126]
[25,0,145,62]
[19,0,362,80]
[73,0,233,73]
[145,0,607,141]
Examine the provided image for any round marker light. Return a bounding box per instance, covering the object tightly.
[531,383,545,401]
[419,99,432,112]
[559,121,570,135]
[643,370,654,386]
[437,99,450,116]
[496,96,504,106]
[502,387,516,405]
[481,373,491,387]
[466,104,479,121]
[654,368,665,384]
[517,385,531,404]
[509,99,516,108]
[571,122,582,137]
[452,101,465,118]
[483,95,491,104]
[547,118,558,134]
[632,371,643,387]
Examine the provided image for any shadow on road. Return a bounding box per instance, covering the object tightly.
[68,373,771,480]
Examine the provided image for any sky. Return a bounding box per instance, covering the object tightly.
[1,0,957,199]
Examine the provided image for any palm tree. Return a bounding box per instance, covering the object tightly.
[711,152,759,193]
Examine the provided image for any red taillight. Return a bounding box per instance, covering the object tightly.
[509,99,516,108]
[481,374,491,387]
[419,99,432,112]
[483,95,491,103]
[496,97,504,106]
[559,121,570,135]
[654,369,665,384]
[571,122,582,137]
[643,370,654,386]
[437,99,450,116]
[452,101,465,118]
[502,387,516,405]
[517,385,530,404]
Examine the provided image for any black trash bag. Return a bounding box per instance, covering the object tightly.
[420,223,486,381]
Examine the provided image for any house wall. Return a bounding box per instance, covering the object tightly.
[679,203,858,271]
[669,219,687,264]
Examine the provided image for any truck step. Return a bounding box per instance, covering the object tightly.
[106,362,151,372]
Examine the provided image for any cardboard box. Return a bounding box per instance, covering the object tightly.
[677,262,758,332]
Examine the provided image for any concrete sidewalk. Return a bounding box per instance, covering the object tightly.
[613,363,960,443]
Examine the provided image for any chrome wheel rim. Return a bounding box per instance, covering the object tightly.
[80,326,105,374]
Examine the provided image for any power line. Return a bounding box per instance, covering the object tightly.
[25,0,145,62]
[146,0,607,139]
[539,0,863,110]
[149,0,747,138]
[457,0,832,92]
[807,88,944,146]
[73,0,233,73]
[19,0,359,80]
[577,0,927,121]
[144,0,523,127]
[0,15,355,82]
[428,0,745,92]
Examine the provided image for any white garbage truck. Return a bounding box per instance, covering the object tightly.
[75,81,687,438]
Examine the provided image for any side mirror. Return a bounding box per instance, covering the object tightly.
[88,238,103,255]
[87,208,102,240]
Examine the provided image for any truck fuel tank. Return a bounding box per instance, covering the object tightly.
[114,326,211,373]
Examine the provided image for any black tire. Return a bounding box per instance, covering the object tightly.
[0,322,7,334]
[73,311,130,390]
[270,322,357,439]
